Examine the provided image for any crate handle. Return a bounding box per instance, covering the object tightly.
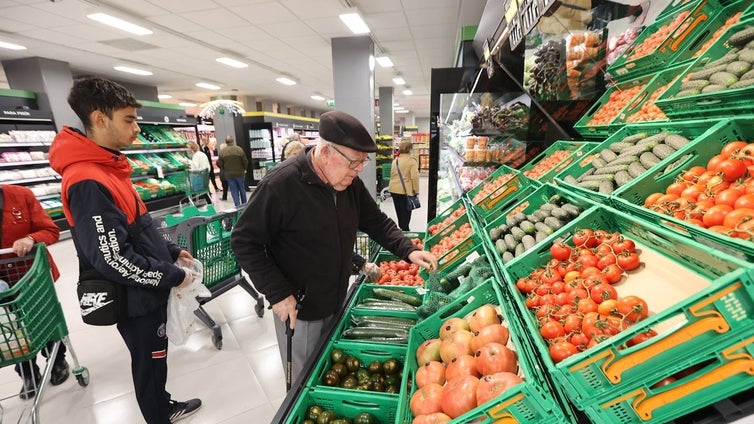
[625,335,754,421]
[341,399,380,409]
[596,283,741,383]
[696,98,722,106]
[669,13,709,52]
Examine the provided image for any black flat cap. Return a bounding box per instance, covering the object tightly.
[319,110,377,153]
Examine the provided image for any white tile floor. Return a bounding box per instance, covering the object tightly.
[0,176,429,424]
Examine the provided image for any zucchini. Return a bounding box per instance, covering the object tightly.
[615,170,632,187]
[640,152,661,169]
[356,300,416,311]
[620,132,649,144]
[561,203,582,217]
[598,180,615,194]
[372,287,422,307]
[599,149,618,163]
[342,326,410,340]
[521,234,536,250]
[550,207,570,220]
[664,134,690,150]
[519,220,536,234]
[543,216,564,231]
[501,251,514,264]
[652,144,676,160]
[594,164,630,176]
[351,316,416,330]
[628,161,647,178]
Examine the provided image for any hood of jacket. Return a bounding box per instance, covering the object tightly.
[49,126,132,179]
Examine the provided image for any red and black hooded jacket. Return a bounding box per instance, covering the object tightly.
[49,127,185,317]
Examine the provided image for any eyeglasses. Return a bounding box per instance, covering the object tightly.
[329,144,369,169]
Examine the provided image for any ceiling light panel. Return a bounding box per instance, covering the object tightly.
[276,76,297,86]
[311,95,325,101]
[392,77,405,85]
[339,12,370,34]
[196,82,221,90]
[375,56,393,67]
[402,89,413,95]
[87,12,153,36]
[157,94,172,99]
[216,57,249,68]
[113,65,153,76]
[0,40,26,50]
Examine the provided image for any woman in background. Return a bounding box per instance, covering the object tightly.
[188,141,210,171]
[388,140,420,231]
[200,136,220,191]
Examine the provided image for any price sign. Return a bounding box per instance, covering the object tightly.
[508,12,524,50]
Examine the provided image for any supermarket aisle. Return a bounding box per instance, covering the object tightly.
[377,175,429,233]
[0,177,429,424]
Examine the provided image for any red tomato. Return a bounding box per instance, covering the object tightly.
[714,188,743,207]
[516,277,537,294]
[445,354,480,381]
[601,264,624,284]
[680,184,703,201]
[721,140,748,159]
[539,269,562,285]
[626,329,658,347]
[550,242,572,261]
[616,252,641,271]
[563,314,583,334]
[612,238,636,254]
[702,204,734,228]
[597,298,619,316]
[549,341,579,363]
[569,332,590,349]
[734,193,754,210]
[644,192,664,207]
[577,298,599,314]
[441,375,480,418]
[724,208,754,229]
[577,254,599,269]
[540,319,565,340]
[617,295,649,322]
[573,229,597,247]
[590,283,618,304]
[706,154,726,173]
[666,181,689,197]
[718,158,747,181]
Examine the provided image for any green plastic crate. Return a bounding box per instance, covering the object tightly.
[426,197,468,239]
[345,283,422,316]
[499,204,754,413]
[582,333,754,424]
[483,183,596,269]
[554,119,718,205]
[466,165,533,220]
[306,340,406,395]
[607,0,723,81]
[285,386,397,424]
[519,141,595,184]
[619,63,691,124]
[655,15,754,119]
[396,281,576,424]
[613,116,754,261]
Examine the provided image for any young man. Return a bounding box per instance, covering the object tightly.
[48,77,201,424]
[230,110,437,385]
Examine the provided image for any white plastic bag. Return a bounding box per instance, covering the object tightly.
[166,259,210,345]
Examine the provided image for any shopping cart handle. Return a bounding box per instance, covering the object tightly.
[0,247,17,255]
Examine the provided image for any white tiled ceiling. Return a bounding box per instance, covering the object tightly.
[0,0,486,119]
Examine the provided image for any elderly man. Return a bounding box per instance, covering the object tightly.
[230,110,436,384]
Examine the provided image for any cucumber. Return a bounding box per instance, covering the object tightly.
[351,315,416,327]
[505,215,522,227]
[620,132,649,144]
[543,216,564,231]
[628,161,647,178]
[615,170,632,187]
[730,79,754,89]
[688,64,727,81]
[640,152,661,168]
[679,80,710,92]
[676,89,702,97]
[526,213,542,223]
[539,203,557,212]
[599,149,618,163]
[652,144,676,160]
[534,222,554,235]
[729,26,754,47]
[581,173,615,182]
[576,180,604,190]
[504,234,518,252]
[738,49,754,64]
[593,164,630,176]
[550,207,570,220]
[373,287,422,307]
[535,231,549,242]
[514,243,525,257]
[609,142,633,153]
[664,134,690,150]
[519,220,536,234]
[709,71,738,87]
[501,251,515,264]
[727,61,752,77]
[598,180,615,194]
[561,203,582,217]
[701,84,727,93]
[342,326,410,340]
[591,157,608,169]
[617,144,655,157]
[563,175,579,185]
[521,234,536,250]
[533,209,552,221]
[356,300,416,311]
[514,212,527,222]
[605,155,641,167]
[510,226,526,242]
[495,239,507,255]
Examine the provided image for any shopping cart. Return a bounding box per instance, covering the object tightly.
[0,244,88,423]
[167,169,212,211]
[155,207,265,349]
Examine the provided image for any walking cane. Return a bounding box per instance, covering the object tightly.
[285,316,294,392]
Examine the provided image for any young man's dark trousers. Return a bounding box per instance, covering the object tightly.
[117,307,172,424]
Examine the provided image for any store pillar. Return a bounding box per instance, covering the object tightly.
[331,36,376,200]
[2,57,80,131]
[378,87,394,137]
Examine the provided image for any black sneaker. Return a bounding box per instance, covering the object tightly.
[50,360,70,385]
[19,372,41,400]
[169,398,202,422]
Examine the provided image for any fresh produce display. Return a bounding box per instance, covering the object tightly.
[514,229,650,363]
[428,205,466,236]
[607,27,642,66]
[471,102,529,135]
[456,166,496,191]
[693,12,743,57]
[642,139,754,239]
[419,255,495,318]
[342,313,415,345]
[565,31,606,100]
[409,303,524,421]
[625,10,690,61]
[527,39,565,100]
[586,84,644,126]
[428,223,473,258]
[670,26,754,98]
[625,81,673,122]
[299,405,379,424]
[320,347,403,394]
[488,195,584,264]
[522,150,573,179]
[470,173,516,204]
[375,260,424,286]
[561,132,690,195]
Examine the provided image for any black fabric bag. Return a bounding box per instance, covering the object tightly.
[77,269,127,326]
[395,159,420,210]
[76,196,142,326]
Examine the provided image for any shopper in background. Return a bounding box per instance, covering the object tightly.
[388,140,420,231]
[216,135,248,207]
[48,77,202,424]
[199,136,220,191]
[230,110,437,385]
[0,184,68,400]
[187,141,210,171]
[217,138,229,201]
[281,139,305,161]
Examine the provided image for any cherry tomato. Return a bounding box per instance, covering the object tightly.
[617,295,649,322]
[616,252,641,271]
[626,329,657,347]
[550,242,572,261]
[577,298,599,314]
[597,298,619,316]
[612,238,636,254]
[714,188,744,207]
[549,341,579,363]
[706,154,726,173]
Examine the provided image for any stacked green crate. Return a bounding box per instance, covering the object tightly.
[465,164,533,222]
[518,141,595,183]
[498,204,754,423]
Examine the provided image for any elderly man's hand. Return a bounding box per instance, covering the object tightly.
[272,295,299,329]
[408,250,438,272]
